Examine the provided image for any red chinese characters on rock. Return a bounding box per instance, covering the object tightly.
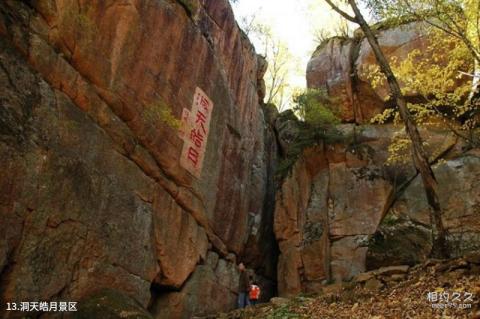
[179,87,214,178]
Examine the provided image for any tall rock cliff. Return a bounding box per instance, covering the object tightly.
[275,22,480,297]
[274,120,480,296]
[0,0,278,318]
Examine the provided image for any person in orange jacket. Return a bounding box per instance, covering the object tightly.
[248,280,261,306]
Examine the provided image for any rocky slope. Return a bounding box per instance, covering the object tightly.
[0,0,278,318]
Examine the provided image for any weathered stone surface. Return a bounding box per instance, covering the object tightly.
[0,38,158,309]
[277,246,303,297]
[331,236,369,282]
[388,274,406,281]
[274,126,396,294]
[274,149,331,296]
[366,220,432,270]
[307,37,356,122]
[152,188,209,288]
[275,110,301,156]
[241,100,279,283]
[257,55,268,103]
[307,22,469,123]
[274,123,475,295]
[150,261,238,319]
[356,22,430,102]
[0,0,277,317]
[354,266,409,285]
[302,239,328,282]
[328,162,392,237]
[367,155,480,268]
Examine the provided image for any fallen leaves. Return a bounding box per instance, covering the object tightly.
[213,258,480,319]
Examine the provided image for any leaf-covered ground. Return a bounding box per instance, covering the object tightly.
[211,258,480,319]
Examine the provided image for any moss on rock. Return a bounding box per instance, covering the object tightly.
[177,0,199,16]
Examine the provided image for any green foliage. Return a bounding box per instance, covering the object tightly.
[364,0,480,147]
[364,26,479,162]
[292,89,340,127]
[275,102,345,179]
[142,101,181,130]
[370,14,421,31]
[385,132,412,166]
[382,213,400,226]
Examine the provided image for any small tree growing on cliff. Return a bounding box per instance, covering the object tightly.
[324,0,450,258]
[293,88,340,127]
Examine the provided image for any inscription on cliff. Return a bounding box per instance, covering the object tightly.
[179,87,214,178]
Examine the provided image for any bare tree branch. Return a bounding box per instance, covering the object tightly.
[323,0,357,23]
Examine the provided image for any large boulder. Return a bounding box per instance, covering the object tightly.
[367,154,480,269]
[355,22,431,102]
[307,37,356,122]
[307,22,469,124]
[150,257,238,319]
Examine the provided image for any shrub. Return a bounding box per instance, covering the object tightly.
[142,101,181,130]
[292,89,340,128]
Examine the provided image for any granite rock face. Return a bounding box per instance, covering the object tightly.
[306,37,357,122]
[306,22,468,123]
[367,154,480,269]
[273,122,480,296]
[274,125,395,296]
[0,0,278,318]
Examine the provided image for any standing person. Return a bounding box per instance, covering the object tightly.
[249,280,261,306]
[237,263,250,308]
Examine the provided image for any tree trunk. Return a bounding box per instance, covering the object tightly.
[471,59,480,100]
[344,0,450,258]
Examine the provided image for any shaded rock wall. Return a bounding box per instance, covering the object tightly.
[0,0,278,317]
[274,121,480,296]
[367,152,480,269]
